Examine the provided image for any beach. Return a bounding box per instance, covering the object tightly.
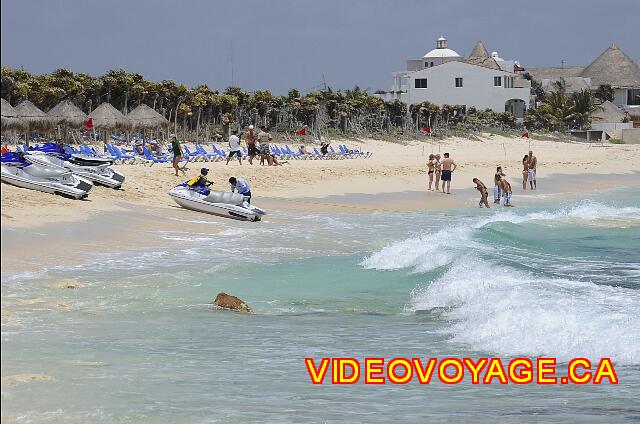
[2,135,640,423]
[2,134,640,229]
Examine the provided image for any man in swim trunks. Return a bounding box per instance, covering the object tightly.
[257,126,273,166]
[528,150,537,190]
[494,166,506,204]
[244,125,258,165]
[440,153,457,194]
[226,130,242,165]
[473,178,490,208]
[498,175,513,207]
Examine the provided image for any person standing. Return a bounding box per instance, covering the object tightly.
[229,176,252,203]
[528,150,537,190]
[434,154,442,191]
[170,134,183,176]
[245,125,258,165]
[494,166,506,204]
[427,154,436,191]
[440,153,457,194]
[257,126,273,166]
[522,155,529,190]
[226,130,242,165]
[498,175,513,207]
[473,178,490,208]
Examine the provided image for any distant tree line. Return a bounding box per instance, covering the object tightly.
[1,66,613,139]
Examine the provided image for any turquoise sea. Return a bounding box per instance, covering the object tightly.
[2,186,640,423]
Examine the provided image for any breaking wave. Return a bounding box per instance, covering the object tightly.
[362,200,640,364]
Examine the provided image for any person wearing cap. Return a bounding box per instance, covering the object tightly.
[229,177,251,203]
[170,134,183,176]
[226,129,243,165]
[187,168,213,189]
[244,125,258,165]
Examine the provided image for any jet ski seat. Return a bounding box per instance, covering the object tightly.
[204,191,246,206]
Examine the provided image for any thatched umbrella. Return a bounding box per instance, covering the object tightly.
[89,102,131,130]
[1,98,27,131]
[15,100,55,131]
[47,99,88,128]
[127,104,169,129]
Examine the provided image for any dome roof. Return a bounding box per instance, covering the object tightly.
[423,48,461,59]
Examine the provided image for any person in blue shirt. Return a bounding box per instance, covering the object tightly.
[229,177,251,203]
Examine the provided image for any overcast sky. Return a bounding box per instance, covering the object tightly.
[1,0,638,94]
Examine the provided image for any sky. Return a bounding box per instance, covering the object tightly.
[1,0,638,94]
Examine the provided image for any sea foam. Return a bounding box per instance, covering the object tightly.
[363,200,640,364]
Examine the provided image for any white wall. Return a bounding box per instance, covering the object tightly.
[404,61,530,113]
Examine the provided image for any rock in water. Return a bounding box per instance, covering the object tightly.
[213,292,252,313]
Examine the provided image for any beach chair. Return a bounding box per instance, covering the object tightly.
[195,145,219,161]
[211,144,227,159]
[183,145,205,162]
[313,147,328,159]
[142,146,171,166]
[329,146,347,159]
[284,145,303,160]
[105,144,135,164]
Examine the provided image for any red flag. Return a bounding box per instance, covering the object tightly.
[521,131,529,138]
[295,127,307,135]
[422,126,431,134]
[1,144,9,154]
[86,117,94,129]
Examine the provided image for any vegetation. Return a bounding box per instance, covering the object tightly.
[1,66,609,139]
[524,80,603,132]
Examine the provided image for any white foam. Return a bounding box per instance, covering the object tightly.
[363,200,640,273]
[409,260,640,364]
[364,199,640,364]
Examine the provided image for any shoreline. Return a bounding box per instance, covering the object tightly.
[2,172,638,275]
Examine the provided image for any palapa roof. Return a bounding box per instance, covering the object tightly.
[88,102,131,130]
[526,66,585,82]
[580,44,640,88]
[465,56,502,71]
[47,99,88,128]
[542,76,592,94]
[127,104,169,129]
[14,99,55,130]
[1,98,27,130]
[591,101,628,123]
[468,41,489,59]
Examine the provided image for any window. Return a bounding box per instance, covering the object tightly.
[430,62,434,67]
[415,78,428,89]
[628,89,640,105]
[494,76,502,86]
[455,77,463,87]
[424,62,429,67]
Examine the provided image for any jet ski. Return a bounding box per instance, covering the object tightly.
[168,182,267,221]
[26,144,125,189]
[1,151,93,199]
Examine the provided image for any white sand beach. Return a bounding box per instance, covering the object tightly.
[2,135,639,229]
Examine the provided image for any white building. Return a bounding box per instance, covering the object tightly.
[527,44,640,127]
[376,37,532,119]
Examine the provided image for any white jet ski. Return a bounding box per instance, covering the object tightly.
[168,182,266,221]
[27,144,125,189]
[1,152,93,199]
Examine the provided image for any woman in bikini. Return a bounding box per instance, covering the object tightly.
[427,154,435,191]
[434,154,442,191]
[522,154,529,190]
